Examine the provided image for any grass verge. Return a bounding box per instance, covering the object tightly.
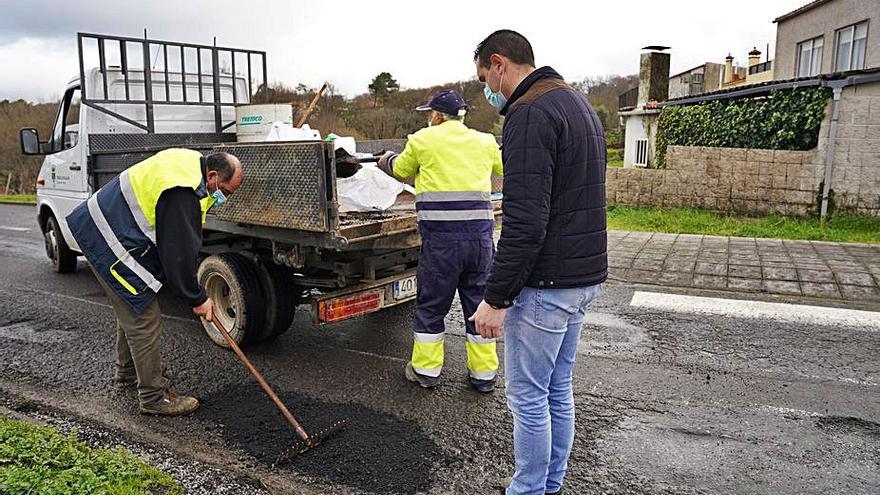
[0,195,36,204]
[607,205,880,243]
[0,415,181,495]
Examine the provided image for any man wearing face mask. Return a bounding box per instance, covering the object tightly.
[469,30,607,495]
[378,90,503,393]
[66,148,243,416]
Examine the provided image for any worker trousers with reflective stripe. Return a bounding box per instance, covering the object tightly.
[411,234,498,381]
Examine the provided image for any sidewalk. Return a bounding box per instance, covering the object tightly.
[607,231,880,303]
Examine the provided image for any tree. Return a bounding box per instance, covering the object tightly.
[571,74,638,130]
[594,105,611,131]
[368,72,400,107]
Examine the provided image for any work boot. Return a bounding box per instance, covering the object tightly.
[139,388,199,416]
[404,362,440,389]
[467,375,496,394]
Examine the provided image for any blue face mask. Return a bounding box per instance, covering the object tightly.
[211,189,227,206]
[483,68,507,110]
[210,176,227,207]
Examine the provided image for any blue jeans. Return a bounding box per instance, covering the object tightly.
[505,284,603,495]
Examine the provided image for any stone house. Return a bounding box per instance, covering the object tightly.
[669,63,725,99]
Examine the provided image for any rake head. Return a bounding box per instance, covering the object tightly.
[273,418,348,466]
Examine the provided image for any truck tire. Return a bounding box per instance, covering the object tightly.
[45,215,78,273]
[197,253,267,348]
[255,261,298,341]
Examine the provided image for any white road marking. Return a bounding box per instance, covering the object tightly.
[340,348,407,363]
[0,226,30,232]
[755,404,823,418]
[753,367,879,387]
[630,291,880,330]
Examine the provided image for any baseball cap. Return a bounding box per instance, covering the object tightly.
[416,90,467,116]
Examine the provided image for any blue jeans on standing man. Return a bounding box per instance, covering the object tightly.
[505,284,604,495]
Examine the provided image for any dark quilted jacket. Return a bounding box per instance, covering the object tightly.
[484,66,607,308]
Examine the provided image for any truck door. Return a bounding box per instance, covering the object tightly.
[43,85,88,223]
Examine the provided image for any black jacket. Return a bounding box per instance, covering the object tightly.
[484,67,607,308]
[154,163,208,308]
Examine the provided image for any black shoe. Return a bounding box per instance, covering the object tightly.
[467,375,496,393]
[404,362,440,388]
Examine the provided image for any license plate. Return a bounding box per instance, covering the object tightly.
[393,276,417,299]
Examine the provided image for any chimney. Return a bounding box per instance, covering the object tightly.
[724,54,734,83]
[748,47,761,68]
[637,46,670,106]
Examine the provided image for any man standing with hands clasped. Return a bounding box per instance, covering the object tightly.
[469,30,607,495]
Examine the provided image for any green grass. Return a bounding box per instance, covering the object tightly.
[0,416,181,495]
[607,204,880,243]
[0,194,36,204]
[607,160,624,168]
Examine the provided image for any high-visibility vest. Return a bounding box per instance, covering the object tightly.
[390,120,502,239]
[67,148,214,313]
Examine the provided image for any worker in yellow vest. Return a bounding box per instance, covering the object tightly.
[379,90,503,393]
[66,149,243,415]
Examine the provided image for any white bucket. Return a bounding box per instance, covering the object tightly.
[235,104,294,142]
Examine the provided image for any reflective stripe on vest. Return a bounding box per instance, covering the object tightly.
[119,169,156,245]
[415,190,493,222]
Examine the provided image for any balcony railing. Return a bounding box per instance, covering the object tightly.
[618,86,639,110]
[749,60,773,75]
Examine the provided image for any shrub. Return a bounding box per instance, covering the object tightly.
[654,87,830,168]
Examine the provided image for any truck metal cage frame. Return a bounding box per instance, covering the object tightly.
[77,31,268,134]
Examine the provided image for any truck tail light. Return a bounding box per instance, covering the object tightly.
[36,179,45,186]
[318,290,383,323]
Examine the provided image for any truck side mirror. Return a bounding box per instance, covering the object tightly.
[20,128,44,155]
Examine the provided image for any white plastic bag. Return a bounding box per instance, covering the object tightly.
[337,164,405,212]
[261,122,321,141]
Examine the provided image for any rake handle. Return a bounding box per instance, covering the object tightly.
[210,317,311,444]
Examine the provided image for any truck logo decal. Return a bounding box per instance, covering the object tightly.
[239,115,263,126]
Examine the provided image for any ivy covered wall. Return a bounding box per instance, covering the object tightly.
[655,87,831,168]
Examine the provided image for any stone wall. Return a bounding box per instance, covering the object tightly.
[609,81,880,216]
[606,146,822,215]
[824,82,880,214]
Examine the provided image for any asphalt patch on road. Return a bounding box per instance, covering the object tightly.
[199,384,449,494]
[816,415,880,437]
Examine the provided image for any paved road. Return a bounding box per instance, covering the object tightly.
[0,203,877,494]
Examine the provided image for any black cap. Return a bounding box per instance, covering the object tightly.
[416,90,467,116]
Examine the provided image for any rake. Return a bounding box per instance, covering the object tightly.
[210,317,347,465]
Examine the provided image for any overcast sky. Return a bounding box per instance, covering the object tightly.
[0,0,808,102]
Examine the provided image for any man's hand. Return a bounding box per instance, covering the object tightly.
[192,297,214,322]
[377,151,397,176]
[469,300,507,339]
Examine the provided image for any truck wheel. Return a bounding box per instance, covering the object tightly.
[45,215,78,273]
[255,262,298,341]
[197,253,267,348]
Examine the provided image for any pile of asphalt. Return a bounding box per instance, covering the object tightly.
[199,384,449,494]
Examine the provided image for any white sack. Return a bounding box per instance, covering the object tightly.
[337,164,405,212]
